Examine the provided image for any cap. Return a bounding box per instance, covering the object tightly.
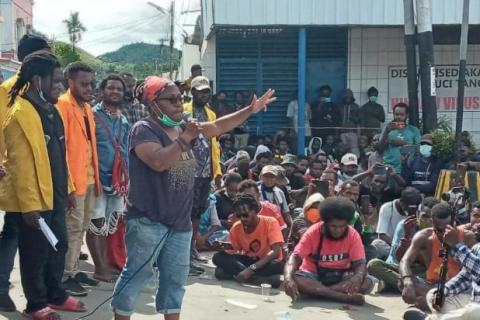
[143,76,174,103]
[272,165,289,186]
[191,76,211,91]
[281,154,297,167]
[421,134,433,145]
[260,165,278,177]
[341,153,358,166]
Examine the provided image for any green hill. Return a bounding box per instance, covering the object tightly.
[53,41,104,65]
[99,42,181,65]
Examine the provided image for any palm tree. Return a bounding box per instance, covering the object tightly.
[63,12,86,52]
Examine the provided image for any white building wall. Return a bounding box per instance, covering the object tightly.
[0,1,14,53]
[179,43,201,81]
[347,26,480,142]
[200,34,216,90]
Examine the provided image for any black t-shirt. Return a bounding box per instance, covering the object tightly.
[215,190,235,220]
[288,174,306,190]
[33,102,68,208]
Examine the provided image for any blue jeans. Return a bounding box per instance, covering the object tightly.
[111,217,192,316]
[0,213,18,294]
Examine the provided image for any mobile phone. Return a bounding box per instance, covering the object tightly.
[214,241,233,250]
[400,145,418,155]
[373,164,387,175]
[312,179,330,198]
[360,195,371,214]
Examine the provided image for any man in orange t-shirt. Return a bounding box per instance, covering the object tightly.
[212,194,284,288]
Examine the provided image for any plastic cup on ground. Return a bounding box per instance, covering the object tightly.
[261,283,272,301]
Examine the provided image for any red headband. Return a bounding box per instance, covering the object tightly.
[143,76,174,103]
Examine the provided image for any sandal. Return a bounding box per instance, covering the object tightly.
[22,307,63,320]
[48,296,87,313]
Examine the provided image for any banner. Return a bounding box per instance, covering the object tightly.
[388,65,480,112]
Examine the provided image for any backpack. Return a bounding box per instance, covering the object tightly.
[95,113,129,196]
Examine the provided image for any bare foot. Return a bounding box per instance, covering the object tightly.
[346,293,365,306]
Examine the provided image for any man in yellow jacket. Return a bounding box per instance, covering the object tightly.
[183,76,222,271]
[0,51,86,318]
[0,35,52,313]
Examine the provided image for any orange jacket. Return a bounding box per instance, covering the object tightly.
[57,90,101,196]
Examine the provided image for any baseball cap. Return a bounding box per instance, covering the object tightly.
[420,134,433,145]
[191,76,211,91]
[260,165,277,177]
[236,150,251,163]
[272,166,289,186]
[341,153,358,166]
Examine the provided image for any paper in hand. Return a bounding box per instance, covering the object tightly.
[38,218,58,251]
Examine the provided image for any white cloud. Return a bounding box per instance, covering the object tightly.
[33,0,198,56]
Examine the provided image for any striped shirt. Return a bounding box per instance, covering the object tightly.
[445,243,480,302]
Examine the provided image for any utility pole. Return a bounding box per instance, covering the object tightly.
[455,0,470,139]
[403,0,419,127]
[416,0,437,133]
[169,0,175,80]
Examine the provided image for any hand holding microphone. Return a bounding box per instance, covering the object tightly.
[182,112,208,148]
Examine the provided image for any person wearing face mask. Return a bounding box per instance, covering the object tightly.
[311,84,341,141]
[401,134,444,197]
[110,77,276,320]
[359,87,385,139]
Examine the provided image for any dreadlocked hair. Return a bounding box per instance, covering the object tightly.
[8,50,60,107]
[232,193,261,213]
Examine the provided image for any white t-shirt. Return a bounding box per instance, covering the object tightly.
[259,186,289,215]
[287,100,312,137]
[376,200,406,239]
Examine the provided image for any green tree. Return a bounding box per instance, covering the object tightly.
[53,42,81,67]
[63,12,87,52]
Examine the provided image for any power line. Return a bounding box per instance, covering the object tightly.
[53,13,164,37]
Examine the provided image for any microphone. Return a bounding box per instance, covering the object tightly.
[183,111,209,148]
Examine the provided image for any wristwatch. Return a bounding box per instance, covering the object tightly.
[249,264,257,272]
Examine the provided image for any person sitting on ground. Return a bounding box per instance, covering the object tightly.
[368,133,385,169]
[284,197,374,305]
[304,156,327,184]
[402,134,444,197]
[354,164,401,209]
[281,154,306,190]
[374,187,422,260]
[288,193,325,251]
[251,146,273,181]
[196,195,229,251]
[259,165,293,228]
[379,102,421,173]
[320,168,338,197]
[462,201,480,232]
[219,134,236,165]
[214,173,242,230]
[296,155,309,175]
[399,204,477,312]
[322,135,337,160]
[274,137,291,163]
[358,135,371,172]
[227,150,254,180]
[338,181,364,236]
[212,194,285,287]
[367,197,439,294]
[307,137,322,156]
[238,179,288,240]
[403,223,480,320]
[338,153,359,186]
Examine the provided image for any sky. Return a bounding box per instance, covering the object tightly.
[33,0,200,56]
